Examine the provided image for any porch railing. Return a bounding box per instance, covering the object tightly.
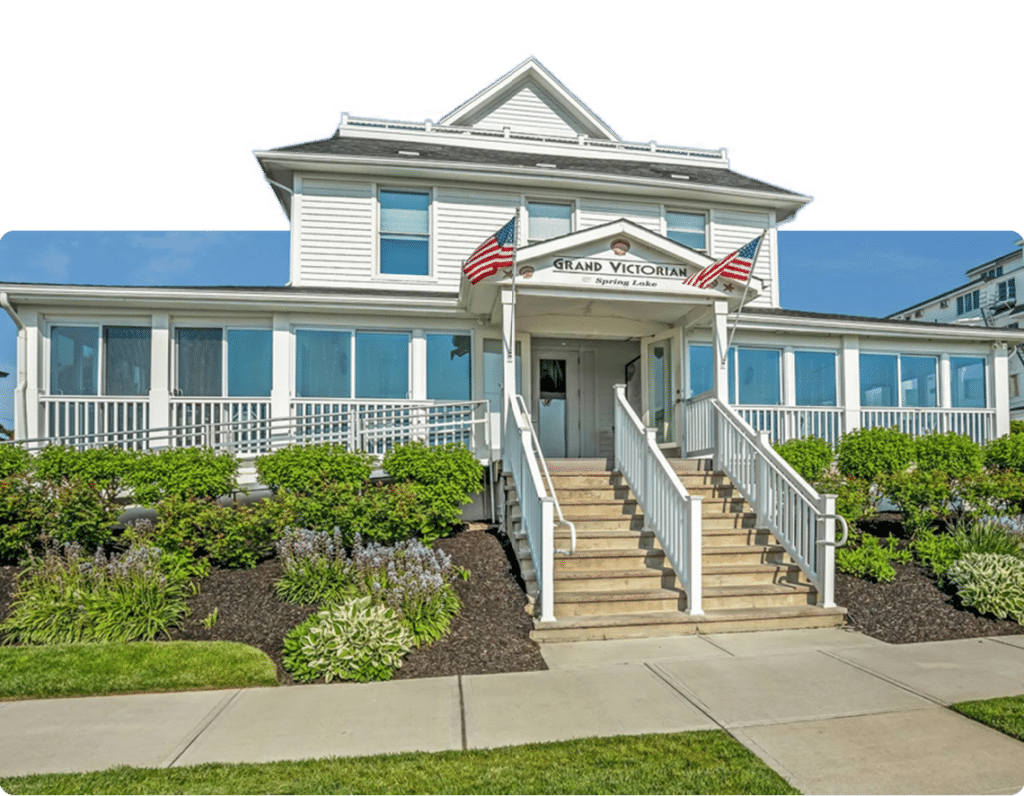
[503,395,555,622]
[859,407,994,445]
[41,397,151,450]
[614,385,702,614]
[734,406,844,447]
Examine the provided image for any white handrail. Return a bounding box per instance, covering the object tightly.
[513,394,576,555]
[614,385,703,615]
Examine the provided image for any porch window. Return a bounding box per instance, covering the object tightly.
[951,356,986,408]
[687,343,714,397]
[176,328,222,397]
[379,190,430,276]
[227,330,272,397]
[426,334,471,401]
[794,350,837,406]
[860,353,937,407]
[104,327,151,396]
[666,211,706,251]
[50,326,98,396]
[900,355,937,407]
[296,330,351,398]
[355,332,409,399]
[527,202,572,242]
[727,347,780,405]
[176,328,272,397]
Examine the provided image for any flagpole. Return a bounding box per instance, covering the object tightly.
[723,230,766,364]
[506,208,521,413]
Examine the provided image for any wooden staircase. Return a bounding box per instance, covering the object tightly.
[505,457,846,642]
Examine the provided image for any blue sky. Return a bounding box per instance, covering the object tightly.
[1,229,1020,429]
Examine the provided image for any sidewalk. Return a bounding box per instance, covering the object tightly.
[2,628,1023,794]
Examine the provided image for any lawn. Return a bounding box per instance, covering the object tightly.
[951,694,1024,742]
[0,640,277,700]
[0,730,799,795]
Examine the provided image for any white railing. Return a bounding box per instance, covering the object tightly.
[735,406,845,447]
[708,398,843,608]
[614,385,703,615]
[683,390,716,456]
[503,396,555,622]
[860,407,994,445]
[170,399,272,455]
[41,397,151,450]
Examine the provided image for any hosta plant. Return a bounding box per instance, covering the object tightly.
[946,553,1024,624]
[281,596,414,683]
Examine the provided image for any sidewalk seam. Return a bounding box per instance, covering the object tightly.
[458,676,467,751]
[817,649,949,706]
[158,689,243,769]
[643,662,726,730]
[986,636,1024,651]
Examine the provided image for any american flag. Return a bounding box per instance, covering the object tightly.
[683,235,762,289]
[463,217,517,285]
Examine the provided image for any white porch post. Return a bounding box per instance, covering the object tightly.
[782,345,796,440]
[993,342,1010,439]
[840,335,860,435]
[818,493,837,608]
[149,313,170,442]
[270,315,291,438]
[712,300,729,404]
[501,286,516,422]
[939,354,952,410]
[14,310,35,440]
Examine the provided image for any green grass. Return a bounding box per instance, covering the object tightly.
[951,694,1024,741]
[0,730,798,795]
[0,641,278,700]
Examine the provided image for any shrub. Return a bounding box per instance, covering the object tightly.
[281,596,414,683]
[0,474,42,564]
[204,502,278,569]
[35,445,139,506]
[347,482,433,544]
[1011,420,1024,435]
[0,540,192,645]
[126,447,239,505]
[255,444,373,496]
[836,533,911,583]
[274,526,352,605]
[881,468,954,537]
[985,434,1024,473]
[0,443,30,480]
[812,472,877,528]
[36,476,121,550]
[383,442,484,542]
[259,483,361,542]
[913,527,960,583]
[836,426,915,482]
[914,432,983,479]
[946,553,1024,623]
[773,436,833,483]
[953,471,1024,521]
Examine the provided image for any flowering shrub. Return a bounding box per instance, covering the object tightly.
[946,553,1024,623]
[274,526,352,605]
[281,596,414,683]
[0,540,192,645]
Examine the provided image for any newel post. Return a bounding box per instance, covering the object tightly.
[818,493,837,608]
[686,494,703,615]
[756,430,771,516]
[539,497,556,622]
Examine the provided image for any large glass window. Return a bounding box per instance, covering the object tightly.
[296,330,351,398]
[227,330,272,397]
[951,356,986,408]
[727,347,780,405]
[900,355,937,408]
[104,327,151,396]
[355,332,409,399]
[51,326,98,396]
[687,343,714,397]
[794,350,837,406]
[379,190,429,276]
[176,328,222,397]
[860,353,937,407]
[482,338,522,413]
[859,354,898,407]
[427,334,471,401]
[666,211,706,251]
[527,202,572,242]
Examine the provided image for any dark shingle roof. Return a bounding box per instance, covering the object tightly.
[269,136,805,198]
[745,306,980,329]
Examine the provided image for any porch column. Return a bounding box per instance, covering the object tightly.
[840,335,860,435]
[270,314,291,420]
[993,342,1010,438]
[782,346,796,441]
[501,286,516,421]
[149,313,170,439]
[938,354,952,408]
[21,311,39,440]
[410,329,427,400]
[712,300,729,404]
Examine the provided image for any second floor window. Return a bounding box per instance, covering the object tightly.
[527,202,572,243]
[999,278,1016,302]
[666,211,706,251]
[957,290,980,315]
[379,190,429,276]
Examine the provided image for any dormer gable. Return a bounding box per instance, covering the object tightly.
[438,57,619,141]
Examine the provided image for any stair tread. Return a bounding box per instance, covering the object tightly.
[554,588,683,602]
[535,604,846,629]
[553,567,672,580]
[702,581,815,595]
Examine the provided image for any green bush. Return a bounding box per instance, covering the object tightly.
[274,527,352,605]
[913,527,960,583]
[1011,420,1024,435]
[914,432,983,479]
[881,468,954,537]
[0,540,192,645]
[281,596,414,683]
[773,437,833,483]
[0,474,42,564]
[812,472,876,528]
[383,442,484,542]
[836,534,911,583]
[946,553,1024,623]
[255,444,373,496]
[954,518,1024,560]
[36,476,121,550]
[836,426,915,481]
[347,482,433,544]
[259,484,361,542]
[0,444,31,480]
[35,446,138,506]
[126,447,239,505]
[953,470,1024,521]
[985,434,1024,473]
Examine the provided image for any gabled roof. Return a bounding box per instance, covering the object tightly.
[437,57,619,141]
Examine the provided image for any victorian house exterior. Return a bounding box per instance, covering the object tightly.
[2,59,1020,638]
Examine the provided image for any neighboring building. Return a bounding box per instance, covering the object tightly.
[2,58,1021,633]
[887,246,1024,419]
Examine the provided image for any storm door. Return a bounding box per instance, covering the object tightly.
[534,350,587,458]
[642,329,681,446]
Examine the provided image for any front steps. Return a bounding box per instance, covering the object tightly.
[505,457,845,642]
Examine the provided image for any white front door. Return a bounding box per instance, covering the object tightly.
[534,350,580,457]
[641,328,682,446]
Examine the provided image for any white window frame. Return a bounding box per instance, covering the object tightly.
[525,199,574,244]
[664,209,708,252]
[376,187,433,279]
[726,345,782,405]
[46,320,153,398]
[859,351,938,408]
[172,324,273,398]
[792,347,840,407]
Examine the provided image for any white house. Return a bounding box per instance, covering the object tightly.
[2,58,1021,638]
[887,246,1024,420]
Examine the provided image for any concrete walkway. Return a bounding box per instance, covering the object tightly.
[2,629,1023,794]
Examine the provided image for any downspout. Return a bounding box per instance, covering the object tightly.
[0,292,27,439]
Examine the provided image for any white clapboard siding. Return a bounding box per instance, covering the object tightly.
[469,84,584,138]
[295,179,374,286]
[577,198,662,233]
[711,209,775,307]
[434,188,521,287]
[909,281,1009,324]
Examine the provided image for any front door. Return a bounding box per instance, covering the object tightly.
[642,329,681,446]
[535,352,579,457]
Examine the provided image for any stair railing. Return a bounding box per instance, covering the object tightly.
[708,397,846,608]
[613,384,703,615]
[503,396,556,622]
[513,394,576,555]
